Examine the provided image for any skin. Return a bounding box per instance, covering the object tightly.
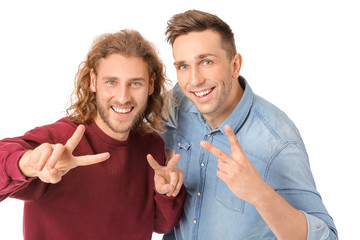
[172,30,307,240]
[173,30,242,129]
[19,53,184,196]
[90,54,155,141]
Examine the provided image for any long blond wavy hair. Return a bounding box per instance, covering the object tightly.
[66,30,171,132]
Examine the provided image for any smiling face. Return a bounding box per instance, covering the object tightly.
[90,53,154,141]
[173,30,242,129]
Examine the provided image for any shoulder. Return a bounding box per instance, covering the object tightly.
[23,118,79,144]
[240,95,305,160]
[251,95,302,143]
[240,95,307,164]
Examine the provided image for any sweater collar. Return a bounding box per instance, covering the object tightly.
[86,120,134,148]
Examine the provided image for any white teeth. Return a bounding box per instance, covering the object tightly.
[194,89,212,97]
[112,106,132,113]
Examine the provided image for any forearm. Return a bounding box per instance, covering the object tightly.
[254,185,307,240]
[0,138,44,201]
[0,149,33,200]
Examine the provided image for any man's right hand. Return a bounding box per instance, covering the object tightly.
[18,125,110,183]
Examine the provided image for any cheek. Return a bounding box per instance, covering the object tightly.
[176,72,189,91]
[134,89,150,105]
[96,87,114,102]
[177,80,188,94]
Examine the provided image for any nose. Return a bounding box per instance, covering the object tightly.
[189,66,205,87]
[116,85,131,104]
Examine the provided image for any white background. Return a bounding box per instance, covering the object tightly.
[0,0,359,239]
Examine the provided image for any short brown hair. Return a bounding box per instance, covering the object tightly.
[165,10,237,59]
[66,30,171,132]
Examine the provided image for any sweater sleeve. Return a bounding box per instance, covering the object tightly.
[152,140,187,234]
[0,138,34,201]
[0,121,69,202]
[153,184,186,233]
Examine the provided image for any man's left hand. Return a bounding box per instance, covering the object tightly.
[147,153,184,197]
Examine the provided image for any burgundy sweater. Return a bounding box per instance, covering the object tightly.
[0,118,186,240]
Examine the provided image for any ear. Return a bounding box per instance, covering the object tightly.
[148,72,155,96]
[90,68,97,92]
[231,53,242,79]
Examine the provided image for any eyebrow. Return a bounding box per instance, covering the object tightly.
[100,76,146,82]
[101,76,119,81]
[174,53,217,66]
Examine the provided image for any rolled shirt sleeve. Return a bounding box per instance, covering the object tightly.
[267,143,338,239]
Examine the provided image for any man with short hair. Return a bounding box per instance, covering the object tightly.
[0,29,186,240]
[162,10,337,239]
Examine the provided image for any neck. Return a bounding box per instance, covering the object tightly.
[93,115,130,141]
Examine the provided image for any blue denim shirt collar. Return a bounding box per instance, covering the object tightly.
[189,76,254,135]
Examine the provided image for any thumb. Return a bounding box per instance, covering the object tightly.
[75,152,110,167]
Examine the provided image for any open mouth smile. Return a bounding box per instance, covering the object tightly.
[111,106,133,114]
[192,87,215,97]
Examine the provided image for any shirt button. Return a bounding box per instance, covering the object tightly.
[207,134,211,137]
[178,142,181,147]
[197,192,201,196]
[200,163,205,167]
[193,219,197,224]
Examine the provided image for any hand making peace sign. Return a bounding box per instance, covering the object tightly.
[147,153,184,197]
[19,125,110,184]
[200,125,269,205]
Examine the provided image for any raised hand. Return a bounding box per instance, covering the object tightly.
[147,153,184,197]
[18,125,110,184]
[200,125,269,205]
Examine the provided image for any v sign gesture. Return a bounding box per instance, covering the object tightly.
[200,125,269,206]
[19,125,110,184]
[200,125,308,240]
[147,153,184,197]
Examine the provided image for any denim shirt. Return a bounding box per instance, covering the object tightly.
[161,76,337,240]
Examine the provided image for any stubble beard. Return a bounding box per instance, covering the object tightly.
[96,98,147,134]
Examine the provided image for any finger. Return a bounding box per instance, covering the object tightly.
[166,150,175,163]
[36,144,53,171]
[147,154,162,171]
[166,154,181,168]
[65,125,86,153]
[169,171,179,189]
[75,152,110,167]
[156,183,174,196]
[217,159,231,174]
[46,144,65,170]
[172,170,184,197]
[224,125,244,156]
[217,170,229,183]
[49,168,62,184]
[200,140,231,161]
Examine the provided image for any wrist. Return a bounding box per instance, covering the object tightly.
[250,184,276,209]
[18,150,38,178]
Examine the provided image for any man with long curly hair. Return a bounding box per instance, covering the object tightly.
[0,30,186,240]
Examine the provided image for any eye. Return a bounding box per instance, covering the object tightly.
[178,65,188,70]
[203,60,212,65]
[130,82,141,87]
[107,80,116,85]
